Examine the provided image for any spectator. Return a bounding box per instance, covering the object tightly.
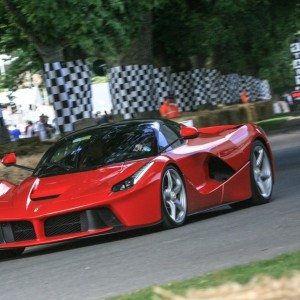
[168,96,181,118]
[159,98,170,118]
[159,96,181,119]
[25,121,35,138]
[10,125,21,141]
[240,89,249,104]
[35,114,47,141]
[0,106,4,127]
[43,115,55,139]
[96,110,113,125]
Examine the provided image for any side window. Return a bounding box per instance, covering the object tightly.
[164,120,182,137]
[158,123,183,151]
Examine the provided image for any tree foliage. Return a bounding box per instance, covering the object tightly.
[0,0,299,93]
[0,0,158,89]
[1,0,156,62]
[153,0,299,92]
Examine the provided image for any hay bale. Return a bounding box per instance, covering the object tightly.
[237,106,249,123]
[74,118,97,131]
[255,101,274,121]
[135,111,161,119]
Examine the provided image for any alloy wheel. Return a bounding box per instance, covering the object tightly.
[162,168,187,224]
[252,145,272,198]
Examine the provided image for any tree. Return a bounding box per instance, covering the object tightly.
[1,1,157,63]
[0,0,298,93]
[0,0,163,133]
[153,0,298,92]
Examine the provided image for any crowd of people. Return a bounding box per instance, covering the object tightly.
[3,110,115,143]
[7,114,56,142]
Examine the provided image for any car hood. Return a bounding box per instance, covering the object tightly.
[0,158,151,215]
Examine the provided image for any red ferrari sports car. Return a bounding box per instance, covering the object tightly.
[0,119,274,256]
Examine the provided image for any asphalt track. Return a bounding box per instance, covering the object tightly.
[0,130,300,300]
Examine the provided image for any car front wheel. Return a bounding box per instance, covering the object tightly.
[161,166,187,228]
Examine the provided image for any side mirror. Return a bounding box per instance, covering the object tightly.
[180,126,199,139]
[2,152,17,166]
[1,152,34,172]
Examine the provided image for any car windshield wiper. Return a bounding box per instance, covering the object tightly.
[158,137,184,154]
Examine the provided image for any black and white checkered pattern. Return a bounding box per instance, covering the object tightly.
[171,71,194,111]
[44,59,93,133]
[240,75,260,102]
[208,69,221,106]
[108,65,156,119]
[153,67,172,106]
[226,74,241,104]
[108,65,272,119]
[192,69,207,106]
[258,80,272,100]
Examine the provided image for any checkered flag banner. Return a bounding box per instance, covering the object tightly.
[109,65,155,119]
[258,80,271,100]
[192,69,207,107]
[171,70,194,111]
[108,64,272,119]
[153,67,172,106]
[44,59,93,133]
[226,74,241,103]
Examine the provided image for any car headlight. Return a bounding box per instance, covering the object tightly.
[112,162,154,192]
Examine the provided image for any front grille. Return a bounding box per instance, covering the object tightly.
[11,221,36,241]
[44,208,122,237]
[0,221,36,243]
[44,211,87,237]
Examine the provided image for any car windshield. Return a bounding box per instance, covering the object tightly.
[34,123,157,177]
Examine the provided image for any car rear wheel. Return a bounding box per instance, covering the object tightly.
[161,166,187,228]
[231,140,273,209]
[0,247,25,258]
[250,140,273,204]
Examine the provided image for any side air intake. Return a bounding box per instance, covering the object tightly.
[208,156,235,182]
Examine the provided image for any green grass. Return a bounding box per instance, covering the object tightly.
[256,116,292,132]
[256,110,300,132]
[112,250,300,300]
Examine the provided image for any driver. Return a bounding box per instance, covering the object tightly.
[79,138,106,168]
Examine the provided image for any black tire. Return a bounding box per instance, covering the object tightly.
[249,140,273,205]
[161,166,187,229]
[0,247,25,258]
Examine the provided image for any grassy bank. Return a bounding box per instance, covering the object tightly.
[113,250,300,300]
[256,116,292,132]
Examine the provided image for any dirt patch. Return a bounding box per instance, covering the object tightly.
[0,154,42,184]
[154,272,300,300]
[0,137,52,184]
[0,137,52,157]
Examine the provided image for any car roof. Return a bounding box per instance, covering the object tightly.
[59,118,172,141]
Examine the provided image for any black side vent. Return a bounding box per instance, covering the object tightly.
[208,156,235,182]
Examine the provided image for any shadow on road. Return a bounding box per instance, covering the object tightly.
[0,204,255,262]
